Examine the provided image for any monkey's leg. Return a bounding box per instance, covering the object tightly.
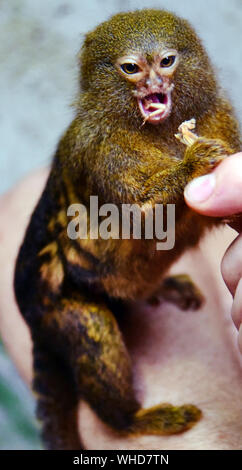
[33,341,80,450]
[38,293,201,445]
[148,274,204,310]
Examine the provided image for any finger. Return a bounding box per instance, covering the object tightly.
[0,167,49,385]
[221,233,242,296]
[184,152,242,218]
[227,219,242,234]
[231,278,242,330]
[239,324,242,355]
[228,277,242,356]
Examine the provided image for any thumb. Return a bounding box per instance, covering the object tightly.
[184,153,242,220]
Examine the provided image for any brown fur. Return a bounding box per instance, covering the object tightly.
[14,9,241,449]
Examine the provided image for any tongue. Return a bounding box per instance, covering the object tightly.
[143,94,161,111]
[147,94,160,103]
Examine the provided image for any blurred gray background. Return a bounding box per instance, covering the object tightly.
[0,0,241,450]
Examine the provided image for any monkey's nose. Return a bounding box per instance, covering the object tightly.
[146,75,163,87]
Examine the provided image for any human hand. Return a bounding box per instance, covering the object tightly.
[0,168,50,385]
[0,167,241,449]
[184,152,242,354]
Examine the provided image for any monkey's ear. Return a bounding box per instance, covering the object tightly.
[78,31,97,67]
[78,32,97,90]
[82,31,96,52]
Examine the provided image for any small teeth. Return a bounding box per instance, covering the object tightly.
[142,104,167,125]
[146,103,166,111]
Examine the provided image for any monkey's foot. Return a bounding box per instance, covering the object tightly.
[175,118,198,146]
[148,274,204,310]
[128,403,202,436]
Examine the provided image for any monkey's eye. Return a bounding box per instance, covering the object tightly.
[121,63,140,74]
[160,56,176,68]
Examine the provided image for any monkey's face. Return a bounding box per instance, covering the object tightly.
[116,50,179,125]
[80,10,217,127]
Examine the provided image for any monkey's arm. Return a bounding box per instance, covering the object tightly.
[82,131,231,209]
[141,100,241,206]
[70,108,237,208]
[59,96,240,209]
[141,136,230,206]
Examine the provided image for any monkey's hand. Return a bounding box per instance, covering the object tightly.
[141,120,230,206]
[175,118,198,146]
[176,118,230,178]
[183,136,229,178]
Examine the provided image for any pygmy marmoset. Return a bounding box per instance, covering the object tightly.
[14,9,241,449]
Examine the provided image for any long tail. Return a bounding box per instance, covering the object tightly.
[33,343,81,450]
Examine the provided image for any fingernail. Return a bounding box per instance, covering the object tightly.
[184,174,216,203]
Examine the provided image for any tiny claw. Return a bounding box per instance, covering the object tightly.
[175,118,198,146]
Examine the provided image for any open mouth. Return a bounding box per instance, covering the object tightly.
[138,92,172,124]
